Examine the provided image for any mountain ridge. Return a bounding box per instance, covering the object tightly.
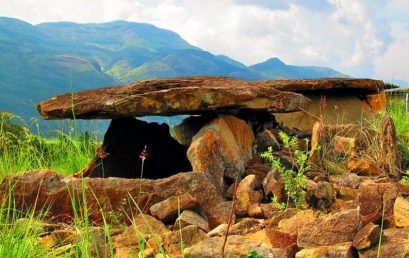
[0,17,348,131]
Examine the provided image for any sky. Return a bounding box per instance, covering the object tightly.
[0,0,408,85]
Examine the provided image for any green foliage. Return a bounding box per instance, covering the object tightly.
[261,131,310,208]
[245,250,266,258]
[270,196,286,210]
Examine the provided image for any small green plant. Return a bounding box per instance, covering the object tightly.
[245,250,265,258]
[270,196,286,210]
[261,131,311,208]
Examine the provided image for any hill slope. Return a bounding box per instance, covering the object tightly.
[0,17,348,132]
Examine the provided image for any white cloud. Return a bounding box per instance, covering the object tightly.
[0,0,408,82]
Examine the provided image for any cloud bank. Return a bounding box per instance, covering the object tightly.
[0,0,408,84]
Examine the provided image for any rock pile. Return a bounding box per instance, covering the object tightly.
[0,76,404,257]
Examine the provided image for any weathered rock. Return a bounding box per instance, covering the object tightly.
[258,78,384,93]
[347,159,384,176]
[0,170,230,227]
[278,209,317,235]
[352,223,380,250]
[260,203,279,219]
[206,224,227,238]
[235,175,262,216]
[265,208,300,228]
[187,115,255,190]
[183,235,290,258]
[295,242,355,258]
[393,196,409,227]
[262,169,286,203]
[255,129,281,153]
[244,160,271,190]
[173,115,213,146]
[359,228,409,258]
[174,210,209,232]
[357,182,397,225]
[37,76,309,119]
[266,229,297,248]
[163,225,208,256]
[330,173,366,189]
[80,117,192,179]
[306,181,336,210]
[113,214,170,248]
[334,185,358,201]
[248,203,263,218]
[297,209,361,248]
[149,193,198,222]
[379,114,402,180]
[229,218,262,235]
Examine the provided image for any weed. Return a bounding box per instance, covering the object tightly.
[261,131,310,208]
[245,250,265,258]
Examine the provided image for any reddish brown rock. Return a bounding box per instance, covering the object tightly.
[347,159,384,176]
[295,242,355,258]
[277,209,317,235]
[0,170,230,227]
[379,114,402,180]
[357,182,397,225]
[149,193,198,222]
[262,169,286,203]
[187,115,255,190]
[163,225,208,256]
[235,175,262,216]
[265,208,300,228]
[184,235,290,258]
[297,209,361,248]
[266,229,297,248]
[229,218,262,235]
[359,228,409,258]
[174,210,209,232]
[352,223,380,250]
[37,76,309,119]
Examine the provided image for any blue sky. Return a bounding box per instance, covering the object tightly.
[0,0,408,85]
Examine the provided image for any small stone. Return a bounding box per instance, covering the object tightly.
[394,196,409,227]
[174,210,209,232]
[352,223,380,250]
[265,208,300,228]
[334,185,358,201]
[206,223,227,238]
[149,193,198,222]
[248,203,263,218]
[262,169,286,202]
[138,248,155,258]
[297,209,361,248]
[51,229,78,245]
[295,242,355,258]
[235,175,262,216]
[163,225,207,256]
[260,203,279,219]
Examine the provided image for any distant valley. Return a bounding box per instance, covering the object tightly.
[0,17,347,132]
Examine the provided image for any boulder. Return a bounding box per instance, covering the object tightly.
[297,209,361,248]
[266,229,297,248]
[357,182,397,225]
[37,76,309,119]
[379,114,402,179]
[149,193,198,222]
[187,115,255,190]
[277,209,317,235]
[0,170,230,227]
